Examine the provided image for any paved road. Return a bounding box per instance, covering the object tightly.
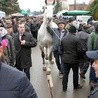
[30,46,90,98]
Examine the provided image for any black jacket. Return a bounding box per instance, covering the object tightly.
[61,33,82,64]
[14,32,37,69]
[2,34,16,66]
[0,63,38,98]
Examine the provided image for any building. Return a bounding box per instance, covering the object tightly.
[69,3,88,10]
[89,0,94,4]
[60,0,69,10]
[47,0,69,10]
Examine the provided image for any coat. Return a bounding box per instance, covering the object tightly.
[0,63,38,98]
[2,34,16,66]
[14,32,37,69]
[87,32,98,51]
[47,26,68,51]
[88,85,98,98]
[76,31,89,51]
[61,33,82,64]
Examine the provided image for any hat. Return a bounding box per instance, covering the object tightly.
[69,25,76,33]
[86,50,98,60]
[83,24,91,29]
[58,21,65,25]
[5,24,12,28]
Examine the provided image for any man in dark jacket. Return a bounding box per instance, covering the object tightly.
[47,21,68,78]
[61,25,83,91]
[87,22,98,90]
[30,17,40,39]
[76,25,89,79]
[0,27,16,66]
[86,50,98,98]
[14,22,37,80]
[0,39,38,98]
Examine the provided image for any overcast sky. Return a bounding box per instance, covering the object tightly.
[18,0,90,11]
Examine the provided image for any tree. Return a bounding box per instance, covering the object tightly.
[0,0,20,15]
[88,0,98,20]
[54,0,62,14]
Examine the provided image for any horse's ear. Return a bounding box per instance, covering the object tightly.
[53,0,56,5]
[45,0,47,5]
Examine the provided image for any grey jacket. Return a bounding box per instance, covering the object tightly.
[0,63,38,98]
[47,26,68,51]
[61,33,82,64]
[3,34,16,66]
[89,86,98,98]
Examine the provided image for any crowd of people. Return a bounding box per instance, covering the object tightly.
[47,15,98,97]
[0,16,39,98]
[0,15,98,98]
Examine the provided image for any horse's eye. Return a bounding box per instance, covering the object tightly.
[45,7,47,9]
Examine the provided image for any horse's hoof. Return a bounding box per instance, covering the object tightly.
[49,60,54,64]
[46,57,49,60]
[43,66,46,71]
[45,55,49,60]
[46,68,51,75]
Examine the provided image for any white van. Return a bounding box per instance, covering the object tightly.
[76,15,92,24]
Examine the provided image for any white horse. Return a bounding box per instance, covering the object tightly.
[72,20,80,30]
[38,0,57,72]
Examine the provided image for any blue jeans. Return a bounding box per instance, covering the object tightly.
[53,50,63,73]
[79,58,89,74]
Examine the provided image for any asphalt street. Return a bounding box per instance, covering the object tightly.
[30,45,90,98]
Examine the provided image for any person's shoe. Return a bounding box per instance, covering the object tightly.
[89,81,96,87]
[90,86,94,91]
[59,71,63,79]
[62,87,67,92]
[59,73,63,79]
[80,73,86,79]
[63,89,67,92]
[89,81,96,91]
[74,84,83,90]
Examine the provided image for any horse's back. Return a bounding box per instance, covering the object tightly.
[38,23,53,46]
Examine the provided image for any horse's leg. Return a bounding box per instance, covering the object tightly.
[46,59,51,75]
[40,47,47,71]
[40,46,45,64]
[45,46,49,60]
[49,50,52,61]
[48,45,54,64]
[46,46,54,74]
[49,51,54,64]
[41,50,45,65]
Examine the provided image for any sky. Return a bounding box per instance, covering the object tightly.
[18,0,90,11]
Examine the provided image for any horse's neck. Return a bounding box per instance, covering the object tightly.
[43,15,47,25]
[40,17,47,32]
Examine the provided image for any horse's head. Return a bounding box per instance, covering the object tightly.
[44,0,55,21]
[72,20,80,30]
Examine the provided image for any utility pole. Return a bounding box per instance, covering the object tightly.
[74,0,76,10]
[0,0,2,10]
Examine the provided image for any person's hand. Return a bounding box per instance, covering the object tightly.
[21,40,26,45]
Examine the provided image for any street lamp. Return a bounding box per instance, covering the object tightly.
[0,1,2,10]
[74,0,76,10]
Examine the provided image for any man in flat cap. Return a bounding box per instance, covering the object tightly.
[86,50,98,98]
